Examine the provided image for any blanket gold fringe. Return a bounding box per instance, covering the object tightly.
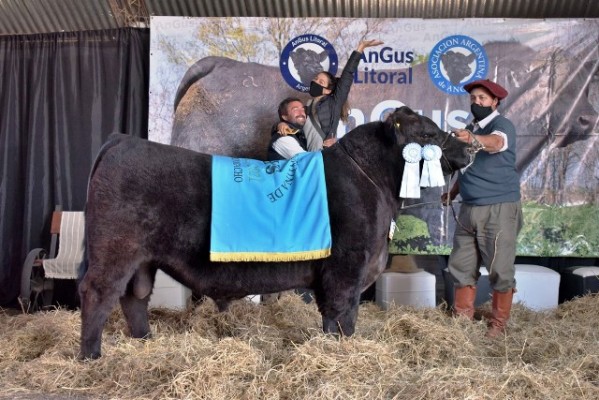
[210,248,331,262]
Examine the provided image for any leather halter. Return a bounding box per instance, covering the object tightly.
[337,140,384,194]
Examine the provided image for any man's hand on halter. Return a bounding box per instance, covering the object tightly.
[452,129,473,144]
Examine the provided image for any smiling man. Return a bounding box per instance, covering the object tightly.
[267,97,311,161]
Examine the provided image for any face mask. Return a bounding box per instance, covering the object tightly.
[309,81,325,97]
[470,103,494,121]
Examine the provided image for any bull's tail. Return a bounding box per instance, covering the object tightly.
[86,133,128,199]
[78,246,89,282]
[173,57,219,112]
[80,133,128,282]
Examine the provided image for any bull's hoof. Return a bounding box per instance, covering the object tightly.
[214,299,231,312]
[79,351,101,360]
[322,320,341,336]
[130,331,152,340]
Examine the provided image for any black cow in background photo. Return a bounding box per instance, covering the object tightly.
[78,106,472,359]
[172,56,295,160]
[486,41,599,205]
[440,51,476,85]
[170,40,599,247]
[290,47,329,85]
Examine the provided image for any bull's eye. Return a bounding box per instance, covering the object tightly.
[394,122,401,130]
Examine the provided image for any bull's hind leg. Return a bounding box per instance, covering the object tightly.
[79,273,122,359]
[79,260,140,359]
[119,263,156,339]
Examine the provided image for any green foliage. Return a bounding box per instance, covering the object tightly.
[425,243,452,255]
[389,243,419,254]
[388,215,431,254]
[389,243,452,256]
[389,202,599,257]
[394,215,430,240]
[517,202,599,257]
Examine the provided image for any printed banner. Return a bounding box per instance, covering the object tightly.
[149,17,599,257]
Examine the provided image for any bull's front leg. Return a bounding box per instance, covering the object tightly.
[316,255,364,336]
[321,298,359,336]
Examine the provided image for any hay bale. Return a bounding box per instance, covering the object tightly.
[1,293,599,399]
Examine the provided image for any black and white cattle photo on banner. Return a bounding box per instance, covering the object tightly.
[148,17,599,258]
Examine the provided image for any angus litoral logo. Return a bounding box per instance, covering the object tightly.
[355,47,415,85]
[428,35,489,95]
[279,34,339,92]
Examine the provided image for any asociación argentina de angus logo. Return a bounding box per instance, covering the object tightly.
[280,34,339,92]
[428,35,489,95]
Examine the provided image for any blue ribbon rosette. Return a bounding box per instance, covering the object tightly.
[420,144,445,188]
[400,143,423,198]
[399,143,446,199]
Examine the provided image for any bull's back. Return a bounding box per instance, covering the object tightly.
[86,135,213,262]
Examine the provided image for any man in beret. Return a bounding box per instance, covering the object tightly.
[442,79,523,338]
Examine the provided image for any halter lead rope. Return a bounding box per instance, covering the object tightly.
[338,140,384,194]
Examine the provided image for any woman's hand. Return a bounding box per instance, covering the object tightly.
[323,138,337,148]
[357,39,384,53]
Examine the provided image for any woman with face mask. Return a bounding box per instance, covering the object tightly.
[441,79,523,339]
[278,39,383,150]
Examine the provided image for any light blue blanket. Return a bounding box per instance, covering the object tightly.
[210,152,331,262]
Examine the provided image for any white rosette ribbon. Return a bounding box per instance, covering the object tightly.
[420,144,445,187]
[400,143,422,198]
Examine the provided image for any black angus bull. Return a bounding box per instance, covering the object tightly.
[79,106,471,359]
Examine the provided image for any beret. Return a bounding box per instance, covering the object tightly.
[463,79,508,100]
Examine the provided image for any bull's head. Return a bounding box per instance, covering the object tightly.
[441,51,476,85]
[290,48,328,85]
[385,106,472,174]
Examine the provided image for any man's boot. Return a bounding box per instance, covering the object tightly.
[453,285,477,320]
[486,289,515,338]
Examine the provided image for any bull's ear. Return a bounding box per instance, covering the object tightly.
[290,48,304,62]
[382,108,401,145]
[388,106,421,144]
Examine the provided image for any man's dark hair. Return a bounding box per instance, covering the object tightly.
[278,97,303,120]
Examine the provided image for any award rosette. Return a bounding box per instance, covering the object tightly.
[399,143,422,198]
[420,144,445,188]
